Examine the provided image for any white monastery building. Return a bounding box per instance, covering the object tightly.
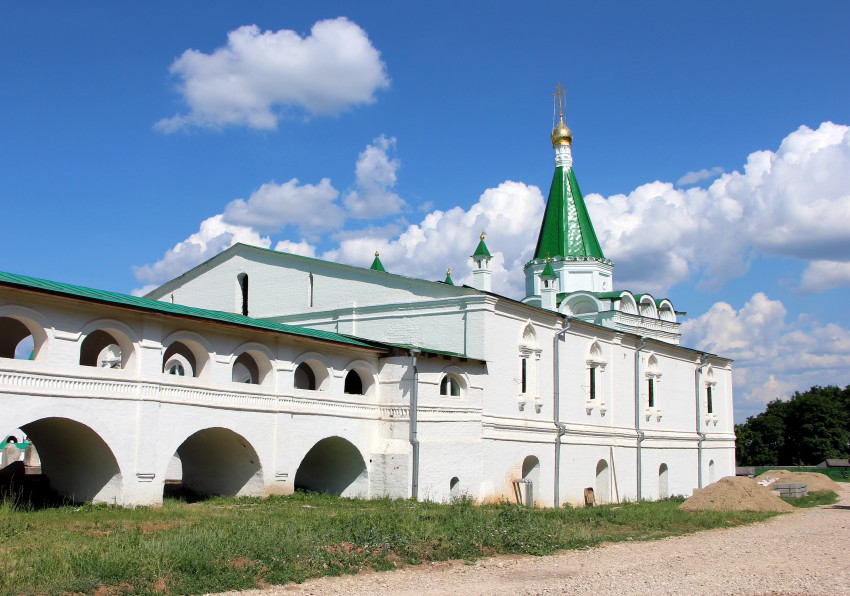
[0,93,735,507]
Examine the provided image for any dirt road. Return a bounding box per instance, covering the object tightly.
[220,484,850,596]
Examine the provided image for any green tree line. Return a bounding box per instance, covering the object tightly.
[735,385,850,466]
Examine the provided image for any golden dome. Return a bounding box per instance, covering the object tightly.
[551,117,572,146]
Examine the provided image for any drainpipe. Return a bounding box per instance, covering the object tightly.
[695,354,707,488]
[409,349,421,500]
[553,318,571,508]
[634,337,646,501]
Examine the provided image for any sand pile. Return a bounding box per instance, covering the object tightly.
[755,470,842,493]
[679,476,794,512]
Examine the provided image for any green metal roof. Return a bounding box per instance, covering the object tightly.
[534,166,605,261]
[472,236,491,258]
[370,253,386,272]
[0,271,378,350]
[541,260,557,279]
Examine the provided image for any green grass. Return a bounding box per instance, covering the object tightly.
[754,466,850,482]
[0,493,780,596]
[781,490,839,508]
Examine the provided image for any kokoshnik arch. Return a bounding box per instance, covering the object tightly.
[0,89,734,506]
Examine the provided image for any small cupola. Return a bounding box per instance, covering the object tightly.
[471,231,493,291]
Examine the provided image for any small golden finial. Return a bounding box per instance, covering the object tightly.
[446,267,452,276]
[480,230,486,241]
[375,251,380,257]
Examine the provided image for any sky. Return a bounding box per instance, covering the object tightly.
[2,2,849,421]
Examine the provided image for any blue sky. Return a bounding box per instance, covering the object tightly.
[2,2,849,420]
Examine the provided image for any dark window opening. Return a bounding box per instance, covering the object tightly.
[440,375,461,397]
[589,367,596,400]
[295,362,317,390]
[648,378,655,408]
[0,317,34,360]
[79,330,122,368]
[238,273,249,317]
[706,386,713,414]
[232,352,259,384]
[344,370,364,395]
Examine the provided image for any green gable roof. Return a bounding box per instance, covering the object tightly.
[0,271,377,350]
[534,166,605,261]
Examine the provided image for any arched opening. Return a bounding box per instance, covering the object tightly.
[237,273,249,317]
[440,374,462,397]
[708,459,715,484]
[9,417,122,505]
[659,463,669,499]
[294,362,317,390]
[294,436,368,497]
[344,370,363,395]
[595,459,610,504]
[449,477,460,499]
[79,329,123,368]
[167,427,263,499]
[0,316,37,360]
[163,341,197,378]
[232,352,260,384]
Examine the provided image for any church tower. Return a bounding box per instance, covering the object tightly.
[524,85,613,307]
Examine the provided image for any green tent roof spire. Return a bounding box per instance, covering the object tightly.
[541,258,557,279]
[443,267,454,285]
[533,166,606,261]
[370,251,386,272]
[472,232,491,258]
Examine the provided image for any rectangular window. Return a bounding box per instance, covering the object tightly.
[648,378,655,408]
[589,367,596,400]
[706,386,713,414]
[520,358,527,394]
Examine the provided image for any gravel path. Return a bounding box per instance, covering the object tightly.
[219,483,850,596]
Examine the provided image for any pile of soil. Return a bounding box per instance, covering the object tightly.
[679,476,794,512]
[755,469,842,493]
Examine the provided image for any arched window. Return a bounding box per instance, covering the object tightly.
[659,463,669,499]
[646,355,661,411]
[232,352,260,384]
[0,316,35,360]
[79,330,123,368]
[449,477,460,499]
[162,341,197,378]
[294,362,317,390]
[704,366,716,415]
[344,370,363,395]
[440,374,461,397]
[237,273,249,317]
[518,322,541,399]
[586,341,606,402]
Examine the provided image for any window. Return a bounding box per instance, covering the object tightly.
[162,341,197,378]
[294,362,317,390]
[237,273,249,317]
[589,366,596,400]
[648,377,655,408]
[706,386,713,414]
[440,375,461,397]
[79,329,123,368]
[344,370,363,395]
[232,352,260,384]
[0,316,35,360]
[167,362,185,376]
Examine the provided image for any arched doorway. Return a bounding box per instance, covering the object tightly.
[294,437,368,497]
[659,463,669,499]
[521,455,540,506]
[16,417,122,504]
[708,459,715,484]
[595,459,610,504]
[168,428,263,498]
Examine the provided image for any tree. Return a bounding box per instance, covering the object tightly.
[735,385,850,466]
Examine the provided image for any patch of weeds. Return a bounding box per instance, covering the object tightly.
[782,490,838,508]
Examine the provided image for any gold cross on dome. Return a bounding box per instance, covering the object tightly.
[553,82,567,119]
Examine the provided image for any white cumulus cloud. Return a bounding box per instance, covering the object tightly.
[682,292,850,417]
[223,177,344,237]
[325,180,545,297]
[156,18,389,132]
[588,122,850,294]
[343,135,406,218]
